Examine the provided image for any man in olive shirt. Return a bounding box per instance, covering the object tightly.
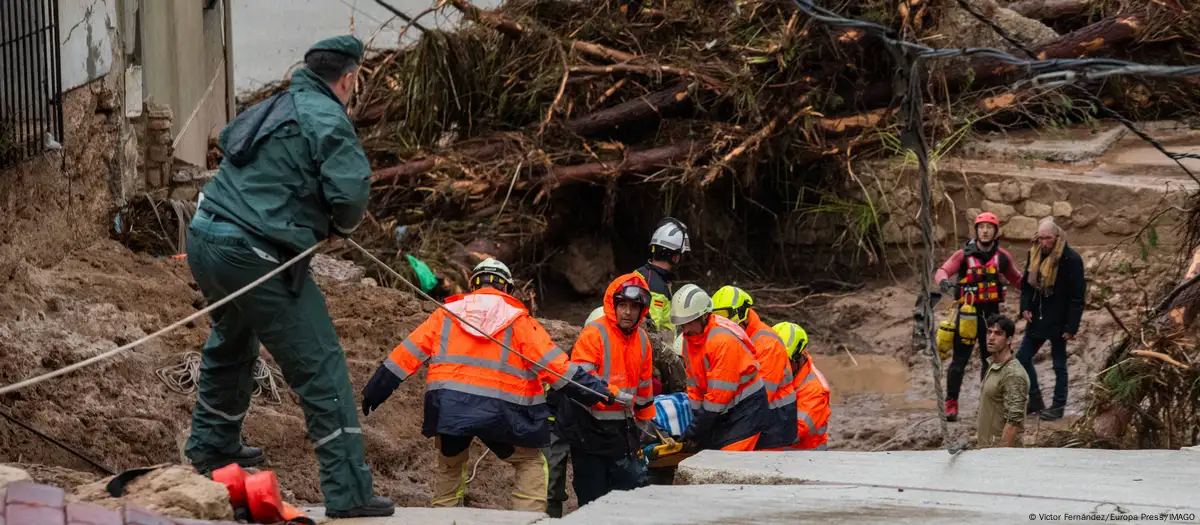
[186,36,392,518]
[976,316,1030,448]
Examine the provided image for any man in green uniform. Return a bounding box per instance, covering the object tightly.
[976,316,1030,448]
[185,35,393,518]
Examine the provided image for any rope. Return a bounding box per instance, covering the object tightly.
[0,242,323,397]
[346,239,614,402]
[155,351,285,404]
[465,448,491,484]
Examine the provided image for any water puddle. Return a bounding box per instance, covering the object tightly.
[811,354,913,407]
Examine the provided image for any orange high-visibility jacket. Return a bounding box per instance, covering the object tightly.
[682,315,769,449]
[384,287,610,448]
[573,273,657,422]
[556,274,657,457]
[789,357,831,450]
[743,308,798,449]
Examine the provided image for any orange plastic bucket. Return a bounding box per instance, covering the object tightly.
[245,470,285,523]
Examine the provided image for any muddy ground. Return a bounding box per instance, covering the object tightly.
[0,238,1179,513]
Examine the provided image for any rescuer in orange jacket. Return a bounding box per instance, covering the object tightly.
[360,259,623,512]
[774,322,830,450]
[671,284,769,451]
[710,286,798,449]
[556,273,657,506]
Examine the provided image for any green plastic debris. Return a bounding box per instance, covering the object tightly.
[406,254,438,292]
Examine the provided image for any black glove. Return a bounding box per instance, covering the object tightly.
[681,440,701,454]
[361,363,402,416]
[938,279,955,295]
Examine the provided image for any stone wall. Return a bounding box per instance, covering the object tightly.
[852,160,1184,249]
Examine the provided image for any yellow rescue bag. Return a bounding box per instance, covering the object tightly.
[957,294,978,344]
[936,303,957,359]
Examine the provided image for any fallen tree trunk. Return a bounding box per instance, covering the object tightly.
[1007,0,1095,21]
[852,14,1148,108]
[549,141,700,183]
[563,83,695,136]
[371,141,509,184]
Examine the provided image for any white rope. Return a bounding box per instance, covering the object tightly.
[0,242,322,397]
[465,448,491,484]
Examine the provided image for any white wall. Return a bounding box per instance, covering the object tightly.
[232,0,499,93]
[59,0,117,91]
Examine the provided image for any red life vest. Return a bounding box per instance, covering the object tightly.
[958,250,1006,304]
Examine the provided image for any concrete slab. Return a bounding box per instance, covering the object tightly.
[552,484,1200,524]
[305,506,546,525]
[677,449,1200,509]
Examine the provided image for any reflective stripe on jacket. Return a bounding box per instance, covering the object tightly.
[557,273,657,457]
[572,273,657,422]
[385,288,609,448]
[744,309,798,449]
[682,315,769,449]
[788,358,831,451]
[635,264,674,332]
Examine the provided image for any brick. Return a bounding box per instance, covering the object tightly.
[122,504,172,525]
[6,503,65,525]
[146,168,164,188]
[66,503,121,525]
[5,482,64,507]
[147,118,172,131]
[146,105,173,120]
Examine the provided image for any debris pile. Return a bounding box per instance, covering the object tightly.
[242,0,1199,283]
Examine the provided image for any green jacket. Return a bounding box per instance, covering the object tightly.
[201,68,370,253]
[635,263,674,332]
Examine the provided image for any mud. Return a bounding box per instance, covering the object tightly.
[0,232,1178,512]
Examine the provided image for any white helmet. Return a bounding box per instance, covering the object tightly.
[650,217,690,254]
[470,258,512,289]
[670,283,712,326]
[584,306,605,325]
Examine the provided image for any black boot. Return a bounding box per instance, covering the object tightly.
[1039,406,1064,421]
[1026,394,1046,415]
[193,445,265,473]
[326,496,396,518]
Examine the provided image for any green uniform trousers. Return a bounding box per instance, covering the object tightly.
[184,210,373,510]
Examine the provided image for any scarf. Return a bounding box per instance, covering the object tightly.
[1026,236,1066,295]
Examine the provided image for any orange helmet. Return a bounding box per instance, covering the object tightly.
[974,212,999,227]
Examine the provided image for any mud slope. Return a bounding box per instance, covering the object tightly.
[0,240,582,509]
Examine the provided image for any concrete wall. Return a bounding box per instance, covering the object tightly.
[59,0,117,90]
[139,0,229,166]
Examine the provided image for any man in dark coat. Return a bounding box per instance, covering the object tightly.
[1018,220,1086,421]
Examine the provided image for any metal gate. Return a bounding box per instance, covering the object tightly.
[1,0,63,168]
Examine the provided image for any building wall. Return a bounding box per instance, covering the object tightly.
[139,0,229,166]
[59,0,117,90]
[231,0,498,92]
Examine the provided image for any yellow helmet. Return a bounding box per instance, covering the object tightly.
[773,322,809,358]
[711,285,753,324]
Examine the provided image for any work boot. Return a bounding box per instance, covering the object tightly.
[325,496,396,519]
[943,399,958,422]
[1039,406,1064,421]
[192,445,265,473]
[1027,394,1046,415]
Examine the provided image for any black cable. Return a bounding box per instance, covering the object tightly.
[374,0,428,33]
[0,408,115,475]
[951,0,1200,182]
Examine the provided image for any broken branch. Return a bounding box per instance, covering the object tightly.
[549,141,700,183]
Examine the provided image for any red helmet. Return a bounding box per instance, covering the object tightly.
[974,212,1000,227]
